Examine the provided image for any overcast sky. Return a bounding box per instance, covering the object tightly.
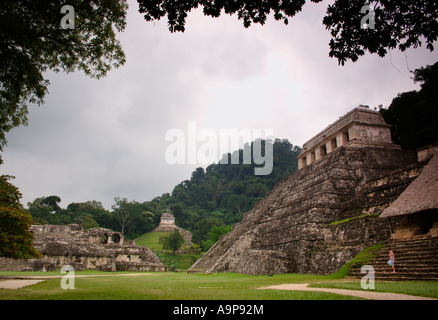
[1,0,437,210]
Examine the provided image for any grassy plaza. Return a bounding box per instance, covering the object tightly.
[1,271,437,300]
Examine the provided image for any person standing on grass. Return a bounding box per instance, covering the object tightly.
[387,248,396,273]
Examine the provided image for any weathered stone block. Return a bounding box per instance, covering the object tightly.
[26,224,165,272]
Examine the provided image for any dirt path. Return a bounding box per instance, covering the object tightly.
[0,273,154,290]
[0,280,45,289]
[259,283,437,300]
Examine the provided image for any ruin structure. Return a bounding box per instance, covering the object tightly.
[189,106,437,275]
[154,206,177,232]
[380,145,438,240]
[153,206,192,245]
[6,224,167,272]
[297,106,397,169]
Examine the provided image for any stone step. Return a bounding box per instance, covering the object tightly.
[376,250,437,256]
[350,270,438,281]
[380,245,438,251]
[348,238,438,281]
[362,258,438,267]
[380,243,437,250]
[350,260,438,268]
[373,262,438,269]
[351,267,438,275]
[389,242,438,251]
[371,252,438,259]
[375,275,438,281]
[374,254,438,262]
[378,272,438,279]
[373,257,438,264]
[350,263,438,276]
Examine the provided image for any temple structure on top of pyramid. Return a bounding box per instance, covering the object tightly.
[154,206,177,232]
[153,206,193,245]
[297,105,397,169]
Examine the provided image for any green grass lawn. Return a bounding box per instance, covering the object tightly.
[1,271,437,300]
[135,232,170,251]
[0,272,351,300]
[1,239,436,301]
[134,232,198,270]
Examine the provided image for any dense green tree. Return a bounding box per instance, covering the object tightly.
[0,0,128,159]
[27,195,72,225]
[26,196,159,239]
[202,225,232,251]
[40,196,62,213]
[191,167,205,184]
[182,243,202,255]
[137,0,437,65]
[192,217,223,245]
[149,138,300,236]
[123,201,156,239]
[80,214,99,230]
[67,200,114,229]
[380,62,438,150]
[0,175,41,258]
[112,197,130,235]
[159,229,185,254]
[108,198,159,239]
[0,176,22,208]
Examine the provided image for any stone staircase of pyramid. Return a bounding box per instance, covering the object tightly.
[349,238,438,281]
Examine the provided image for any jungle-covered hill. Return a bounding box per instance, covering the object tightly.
[151,138,301,245]
[27,138,301,247]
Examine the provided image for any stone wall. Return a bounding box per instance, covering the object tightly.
[12,224,168,272]
[297,106,396,169]
[0,257,55,272]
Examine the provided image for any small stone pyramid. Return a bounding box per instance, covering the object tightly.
[153,206,192,245]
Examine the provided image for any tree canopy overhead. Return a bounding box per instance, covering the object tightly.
[380,61,438,150]
[323,0,438,65]
[137,0,437,65]
[0,0,128,158]
[138,0,318,32]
